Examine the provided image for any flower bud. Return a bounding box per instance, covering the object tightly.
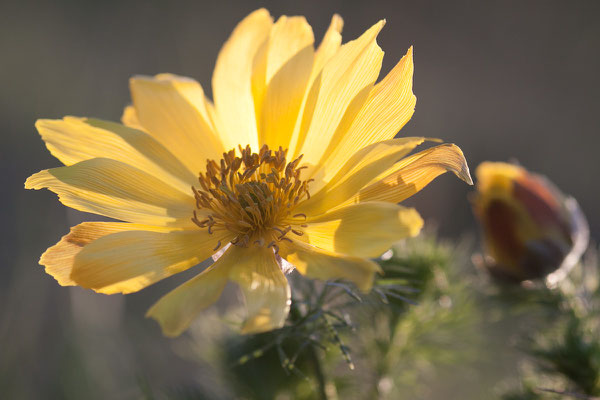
[471,162,588,285]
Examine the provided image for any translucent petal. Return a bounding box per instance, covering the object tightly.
[147,244,290,336]
[256,16,314,150]
[40,222,169,286]
[146,259,231,337]
[25,158,196,227]
[70,228,228,294]
[36,117,196,192]
[347,143,472,205]
[297,137,426,215]
[312,14,344,80]
[212,8,273,151]
[228,245,291,334]
[130,74,224,174]
[280,240,381,292]
[313,47,416,184]
[300,202,423,258]
[289,21,385,166]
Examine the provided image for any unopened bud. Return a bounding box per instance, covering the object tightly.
[471,162,588,286]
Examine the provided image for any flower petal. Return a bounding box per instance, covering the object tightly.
[129,74,224,174]
[256,16,315,150]
[25,158,196,227]
[347,143,473,205]
[228,245,291,334]
[314,47,416,183]
[280,240,380,292]
[70,228,229,294]
[299,202,423,258]
[35,117,196,192]
[40,222,173,287]
[146,260,231,337]
[146,243,291,336]
[279,14,342,157]
[297,137,426,215]
[289,20,385,167]
[121,105,144,130]
[252,15,314,104]
[312,14,344,80]
[212,8,273,151]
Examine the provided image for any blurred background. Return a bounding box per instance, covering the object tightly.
[1,0,599,398]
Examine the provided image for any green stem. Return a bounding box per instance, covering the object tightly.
[289,299,328,400]
[307,344,328,400]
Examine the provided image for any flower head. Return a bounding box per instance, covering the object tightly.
[472,162,588,285]
[26,9,471,336]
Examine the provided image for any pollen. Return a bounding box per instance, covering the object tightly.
[192,144,312,251]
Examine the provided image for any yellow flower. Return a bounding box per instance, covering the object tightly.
[26,9,471,336]
[472,162,588,285]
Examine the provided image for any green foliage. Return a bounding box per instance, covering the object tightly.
[355,234,479,399]
[502,385,543,400]
[135,237,600,400]
[503,248,600,399]
[532,316,600,396]
[222,232,480,399]
[219,276,368,400]
[168,232,480,400]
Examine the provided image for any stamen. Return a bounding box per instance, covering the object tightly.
[192,145,312,248]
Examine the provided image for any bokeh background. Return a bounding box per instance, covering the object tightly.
[1,0,599,398]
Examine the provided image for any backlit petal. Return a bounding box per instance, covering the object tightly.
[121,105,144,130]
[297,137,426,215]
[25,158,196,227]
[256,16,315,149]
[289,20,385,166]
[36,117,196,192]
[312,15,344,80]
[212,8,273,151]
[280,14,343,157]
[146,258,231,337]
[299,202,423,258]
[280,240,380,292]
[129,74,224,174]
[71,228,229,295]
[228,245,291,334]
[40,222,169,286]
[315,47,416,183]
[347,143,472,205]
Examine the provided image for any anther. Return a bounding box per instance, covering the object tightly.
[238,220,253,228]
[277,226,292,239]
[192,144,313,247]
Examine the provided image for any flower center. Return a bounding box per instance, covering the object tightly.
[192,145,311,251]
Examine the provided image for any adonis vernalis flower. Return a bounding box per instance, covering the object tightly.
[472,162,588,285]
[26,9,471,336]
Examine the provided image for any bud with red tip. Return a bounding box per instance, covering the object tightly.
[471,162,588,285]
